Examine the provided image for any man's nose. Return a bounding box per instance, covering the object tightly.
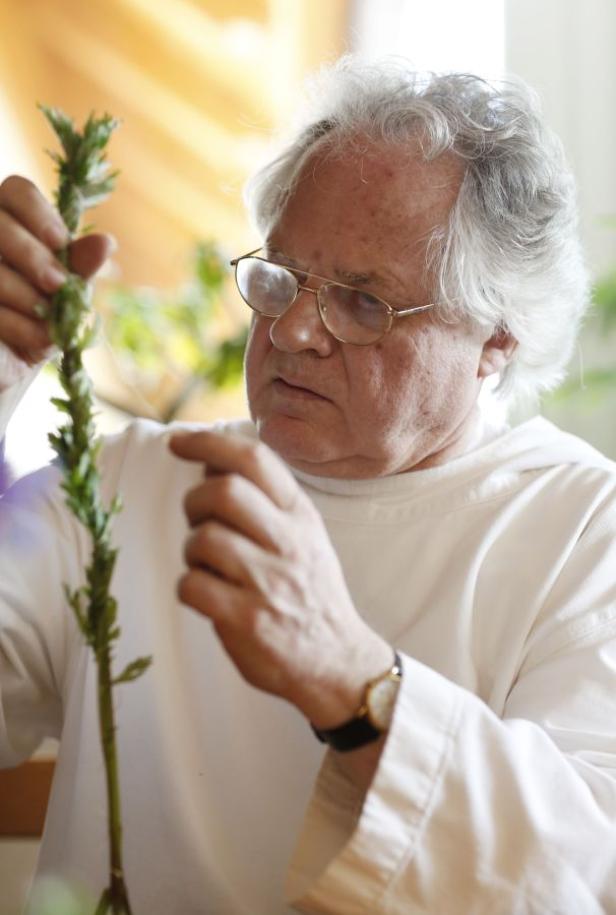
[268,286,334,356]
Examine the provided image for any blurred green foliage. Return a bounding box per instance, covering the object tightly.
[102,241,247,421]
[594,271,616,333]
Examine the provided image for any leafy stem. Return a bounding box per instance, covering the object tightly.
[41,104,151,915]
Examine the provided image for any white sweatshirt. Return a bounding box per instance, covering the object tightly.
[1,365,616,914]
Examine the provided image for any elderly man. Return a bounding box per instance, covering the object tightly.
[1,57,615,914]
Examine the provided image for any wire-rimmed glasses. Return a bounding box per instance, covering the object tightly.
[230,248,436,345]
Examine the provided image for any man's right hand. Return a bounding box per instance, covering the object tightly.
[0,175,115,367]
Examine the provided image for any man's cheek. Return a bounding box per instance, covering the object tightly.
[244,323,269,396]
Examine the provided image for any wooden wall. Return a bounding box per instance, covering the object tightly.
[0,0,351,288]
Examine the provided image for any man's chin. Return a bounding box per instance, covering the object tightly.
[255,414,337,472]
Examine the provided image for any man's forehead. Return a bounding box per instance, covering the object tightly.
[270,136,464,300]
[300,135,464,202]
[281,138,462,252]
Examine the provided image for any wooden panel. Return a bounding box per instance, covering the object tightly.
[204,0,269,21]
[0,760,55,838]
[0,0,351,292]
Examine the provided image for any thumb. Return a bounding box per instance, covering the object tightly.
[67,233,117,279]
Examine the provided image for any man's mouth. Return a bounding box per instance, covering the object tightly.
[272,375,330,401]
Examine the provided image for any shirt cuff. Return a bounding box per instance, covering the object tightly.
[286,655,463,913]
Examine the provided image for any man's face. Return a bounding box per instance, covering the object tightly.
[244,139,497,478]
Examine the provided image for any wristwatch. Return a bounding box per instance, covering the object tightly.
[312,651,403,752]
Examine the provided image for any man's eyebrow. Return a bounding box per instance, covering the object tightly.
[262,246,300,268]
[335,269,377,285]
[264,247,382,286]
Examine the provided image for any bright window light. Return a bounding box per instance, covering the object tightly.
[352,0,505,78]
[0,90,40,182]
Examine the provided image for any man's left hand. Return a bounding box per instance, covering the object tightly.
[169,429,393,729]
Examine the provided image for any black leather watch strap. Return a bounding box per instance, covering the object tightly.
[311,651,402,753]
[311,714,382,752]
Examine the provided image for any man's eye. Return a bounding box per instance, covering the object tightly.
[349,290,383,313]
[331,287,387,330]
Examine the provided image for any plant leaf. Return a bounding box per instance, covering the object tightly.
[112,656,153,685]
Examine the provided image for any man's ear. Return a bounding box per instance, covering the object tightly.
[478,327,518,379]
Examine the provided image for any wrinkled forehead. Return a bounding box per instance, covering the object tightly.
[294,136,460,223]
[274,136,465,277]
[306,131,464,190]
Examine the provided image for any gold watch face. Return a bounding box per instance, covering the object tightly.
[366,674,401,731]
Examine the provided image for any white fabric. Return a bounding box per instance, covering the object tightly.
[1,386,616,913]
[0,342,41,436]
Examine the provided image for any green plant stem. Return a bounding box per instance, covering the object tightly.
[55,281,133,915]
[40,105,150,915]
[97,639,130,914]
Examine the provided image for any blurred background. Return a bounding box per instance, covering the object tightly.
[0,0,615,909]
[1,0,616,487]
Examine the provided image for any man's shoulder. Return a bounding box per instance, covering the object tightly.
[98,415,257,484]
[495,416,616,525]
[2,415,258,517]
[499,415,616,477]
[101,415,255,453]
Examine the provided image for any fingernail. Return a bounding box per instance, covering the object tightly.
[20,349,42,367]
[105,234,118,254]
[43,265,66,291]
[36,324,52,346]
[46,221,68,250]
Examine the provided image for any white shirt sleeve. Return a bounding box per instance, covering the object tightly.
[0,341,41,438]
[286,504,616,914]
[0,421,135,769]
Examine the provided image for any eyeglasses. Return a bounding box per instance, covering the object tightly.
[229,248,436,345]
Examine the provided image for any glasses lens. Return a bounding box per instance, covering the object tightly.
[235,258,297,316]
[320,285,390,344]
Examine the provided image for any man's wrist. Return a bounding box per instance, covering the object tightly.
[299,636,395,730]
[311,650,402,752]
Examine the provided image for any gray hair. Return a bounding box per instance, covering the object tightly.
[245,56,589,403]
